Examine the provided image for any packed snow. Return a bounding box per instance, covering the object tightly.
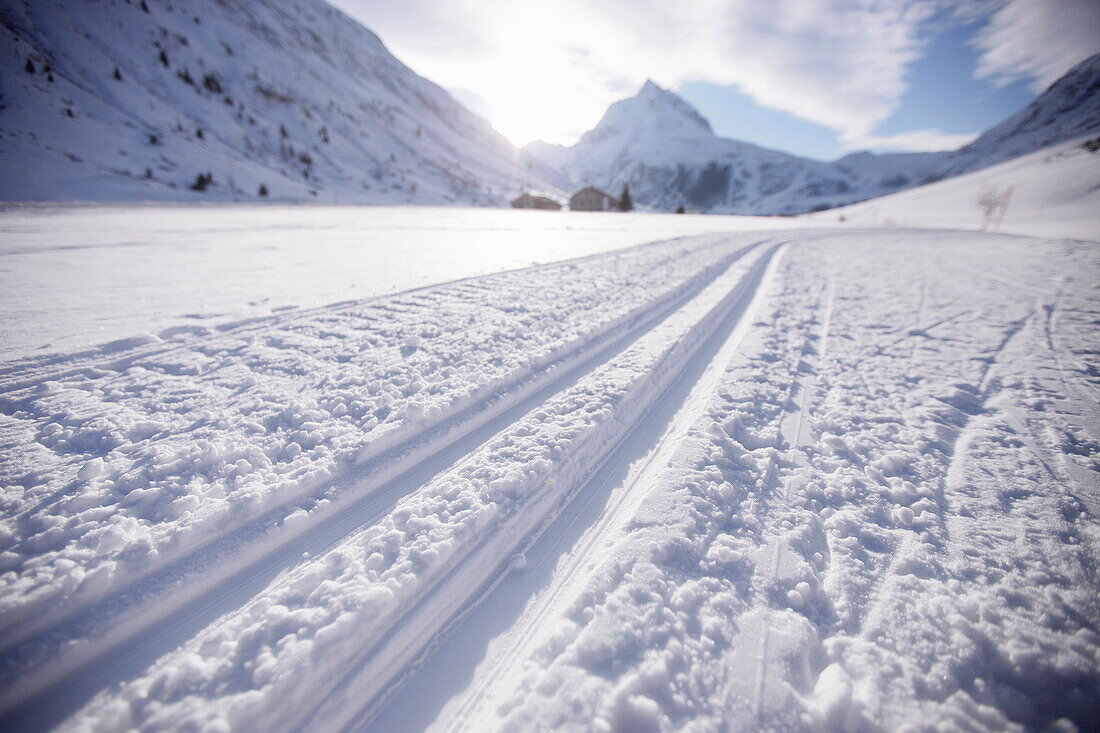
[1,120,1099,733]
[424,230,1100,733]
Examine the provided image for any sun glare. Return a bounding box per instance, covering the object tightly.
[384,4,634,147]
[482,77,609,148]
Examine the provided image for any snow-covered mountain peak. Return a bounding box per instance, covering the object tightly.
[527,53,1100,215]
[535,79,953,214]
[582,80,714,147]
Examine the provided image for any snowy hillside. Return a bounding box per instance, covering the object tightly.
[814,133,1100,241]
[0,0,565,204]
[525,81,950,215]
[928,53,1100,181]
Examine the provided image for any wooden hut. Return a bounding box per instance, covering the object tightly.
[569,186,621,212]
[511,193,562,210]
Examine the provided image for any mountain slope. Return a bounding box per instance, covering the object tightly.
[525,81,949,215]
[927,52,1100,180]
[814,135,1100,241]
[0,0,564,203]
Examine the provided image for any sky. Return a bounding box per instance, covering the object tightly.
[329,0,1100,161]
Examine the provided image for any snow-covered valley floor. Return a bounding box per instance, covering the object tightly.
[0,205,791,358]
[0,211,1098,732]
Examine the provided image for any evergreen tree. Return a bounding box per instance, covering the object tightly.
[190,172,213,191]
[620,184,633,212]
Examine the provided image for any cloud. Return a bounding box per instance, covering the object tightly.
[857,129,978,152]
[331,0,945,148]
[329,0,1095,152]
[685,0,937,147]
[971,0,1100,92]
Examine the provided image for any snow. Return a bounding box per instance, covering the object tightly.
[526,80,950,216]
[927,53,1100,180]
[0,205,792,358]
[528,55,1100,216]
[0,95,1098,733]
[395,228,1100,733]
[0,0,565,205]
[816,135,1100,241]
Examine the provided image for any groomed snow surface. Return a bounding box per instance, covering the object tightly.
[0,206,1098,732]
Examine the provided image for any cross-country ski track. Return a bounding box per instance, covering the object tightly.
[1,227,1098,732]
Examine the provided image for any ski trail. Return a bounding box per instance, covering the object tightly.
[782,279,835,451]
[0,241,767,730]
[859,299,1043,644]
[303,245,788,733]
[719,263,838,729]
[398,246,788,733]
[1,236,749,657]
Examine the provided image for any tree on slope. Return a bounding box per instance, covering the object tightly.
[620,184,633,212]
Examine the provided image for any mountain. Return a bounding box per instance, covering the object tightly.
[0,0,565,204]
[927,52,1100,181]
[525,81,949,215]
[529,55,1100,214]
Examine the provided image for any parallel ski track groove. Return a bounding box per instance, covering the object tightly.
[0,239,767,731]
[718,261,832,728]
[427,246,790,733]
[788,279,835,452]
[0,237,751,655]
[309,244,788,733]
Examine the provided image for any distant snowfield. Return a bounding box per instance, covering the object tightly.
[0,150,1098,732]
[0,205,790,359]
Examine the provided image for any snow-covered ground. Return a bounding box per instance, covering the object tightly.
[0,148,1098,732]
[815,136,1100,241]
[0,205,792,358]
